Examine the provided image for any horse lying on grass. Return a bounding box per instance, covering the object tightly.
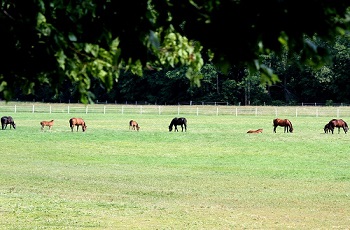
[247,129,263,133]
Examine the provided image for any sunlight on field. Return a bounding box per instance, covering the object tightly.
[0,106,349,229]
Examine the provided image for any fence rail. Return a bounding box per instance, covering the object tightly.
[1,102,350,117]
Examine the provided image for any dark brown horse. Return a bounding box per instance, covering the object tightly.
[129,120,140,131]
[40,120,54,130]
[169,117,187,132]
[69,118,87,132]
[1,116,16,130]
[247,129,263,133]
[324,123,332,134]
[327,119,348,134]
[273,118,293,133]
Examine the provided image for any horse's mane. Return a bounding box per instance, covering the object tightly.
[342,120,348,127]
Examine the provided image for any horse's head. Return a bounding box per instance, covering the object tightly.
[12,123,16,129]
[82,124,87,132]
[289,127,293,133]
[169,125,172,132]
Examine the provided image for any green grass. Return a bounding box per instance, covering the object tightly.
[0,113,349,229]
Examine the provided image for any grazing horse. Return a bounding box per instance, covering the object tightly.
[327,119,348,134]
[247,129,263,133]
[40,120,54,130]
[324,123,332,134]
[129,120,140,131]
[273,118,293,133]
[1,116,16,130]
[169,117,187,132]
[69,118,87,132]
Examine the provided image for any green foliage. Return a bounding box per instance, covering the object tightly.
[1,1,350,103]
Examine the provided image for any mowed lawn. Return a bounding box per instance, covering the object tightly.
[0,112,349,229]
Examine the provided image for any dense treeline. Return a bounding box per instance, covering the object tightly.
[14,34,350,106]
[1,1,350,104]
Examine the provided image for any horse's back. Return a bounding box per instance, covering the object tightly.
[1,116,13,123]
[70,117,85,125]
[273,118,281,126]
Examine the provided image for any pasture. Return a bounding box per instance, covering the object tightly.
[0,111,349,229]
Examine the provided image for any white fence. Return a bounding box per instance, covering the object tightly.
[1,103,350,117]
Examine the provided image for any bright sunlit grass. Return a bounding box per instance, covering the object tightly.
[0,112,349,229]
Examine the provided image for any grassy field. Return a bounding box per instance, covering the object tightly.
[0,112,349,229]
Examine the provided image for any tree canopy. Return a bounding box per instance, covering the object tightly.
[1,0,349,103]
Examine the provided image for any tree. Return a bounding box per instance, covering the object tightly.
[1,1,349,103]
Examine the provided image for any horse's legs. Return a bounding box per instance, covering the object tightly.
[174,125,178,132]
[273,126,277,133]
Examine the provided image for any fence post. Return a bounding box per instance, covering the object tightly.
[86,106,88,114]
[216,107,219,116]
[32,105,34,113]
[122,106,124,114]
[235,107,238,116]
[158,106,161,115]
[68,106,70,114]
[140,105,143,114]
[104,106,106,114]
[14,105,17,113]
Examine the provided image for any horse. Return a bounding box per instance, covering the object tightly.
[169,117,187,132]
[1,116,16,130]
[247,129,263,133]
[327,119,348,134]
[324,123,332,133]
[69,118,87,132]
[273,118,293,133]
[40,120,54,130]
[129,120,140,131]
